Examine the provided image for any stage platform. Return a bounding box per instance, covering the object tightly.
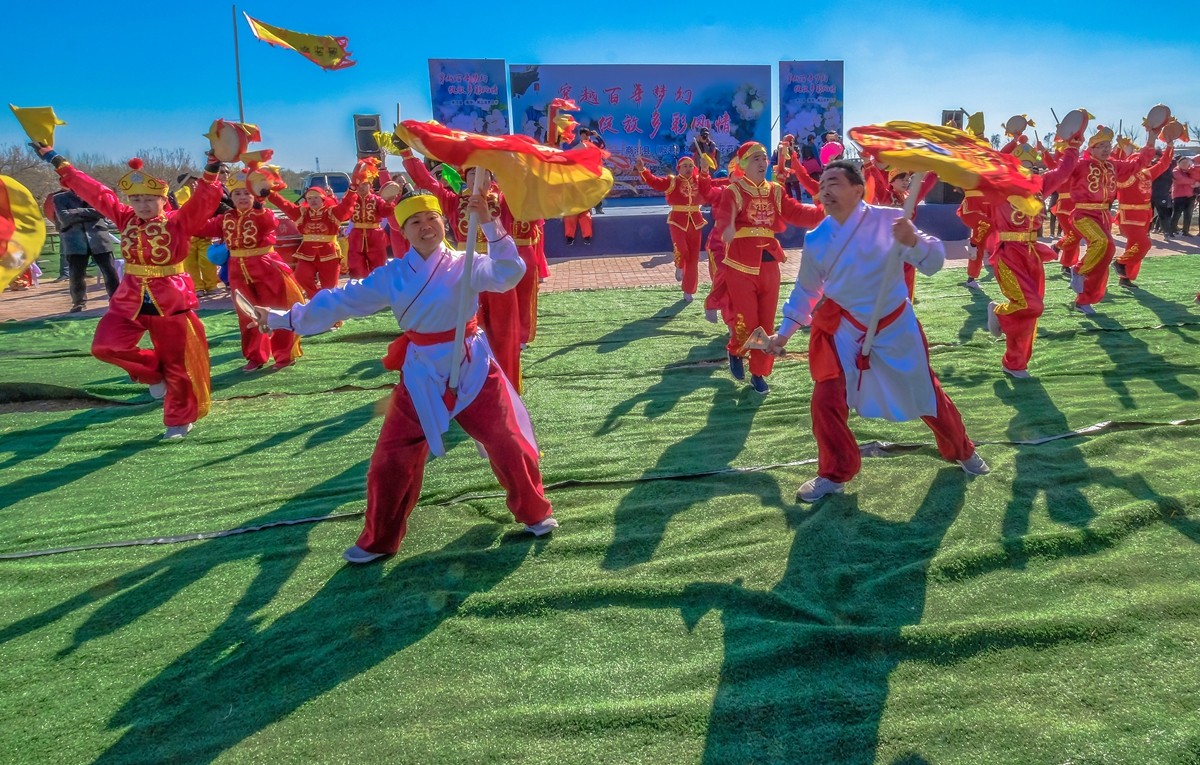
[541,203,970,259]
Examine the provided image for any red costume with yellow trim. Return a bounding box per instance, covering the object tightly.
[502,207,545,346]
[56,160,220,428]
[984,148,1079,373]
[269,187,357,297]
[713,142,823,378]
[639,158,714,298]
[347,189,396,278]
[402,152,523,389]
[1064,128,1154,307]
[196,200,306,369]
[1115,143,1173,281]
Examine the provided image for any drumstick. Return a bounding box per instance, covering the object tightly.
[1050,108,1060,126]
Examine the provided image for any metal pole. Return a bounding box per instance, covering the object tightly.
[232,5,246,122]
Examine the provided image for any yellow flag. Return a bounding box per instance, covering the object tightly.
[0,175,48,292]
[243,13,355,71]
[9,104,66,146]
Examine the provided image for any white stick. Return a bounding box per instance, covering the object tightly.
[859,171,925,363]
[448,167,489,393]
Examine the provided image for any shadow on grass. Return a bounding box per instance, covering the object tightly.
[990,377,1199,570]
[1090,313,1198,409]
[955,280,993,345]
[685,469,969,764]
[88,525,541,765]
[0,412,155,513]
[0,460,370,655]
[600,337,773,570]
[531,299,700,365]
[1127,284,1200,345]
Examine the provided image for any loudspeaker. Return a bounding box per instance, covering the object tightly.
[353,114,382,158]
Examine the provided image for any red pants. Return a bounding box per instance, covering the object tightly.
[1116,222,1151,280]
[533,223,549,279]
[903,263,916,301]
[1073,214,1115,306]
[479,289,522,391]
[229,254,304,366]
[1056,212,1081,267]
[514,244,539,345]
[958,209,988,279]
[357,363,553,554]
[347,227,388,279]
[92,309,211,427]
[670,225,703,296]
[294,257,341,298]
[564,212,592,240]
[993,245,1045,372]
[811,363,974,483]
[724,259,780,377]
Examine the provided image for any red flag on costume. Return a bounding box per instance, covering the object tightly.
[243,13,355,71]
[849,121,1043,202]
[392,120,614,221]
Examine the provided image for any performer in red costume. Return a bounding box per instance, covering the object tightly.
[861,159,937,299]
[702,175,732,325]
[713,141,823,394]
[196,169,307,371]
[35,142,222,439]
[399,145,524,389]
[1063,125,1155,315]
[501,206,545,347]
[982,141,1081,377]
[1114,142,1175,287]
[636,154,713,302]
[346,163,396,279]
[268,185,357,298]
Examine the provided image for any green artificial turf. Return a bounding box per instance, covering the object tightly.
[1,256,1200,764]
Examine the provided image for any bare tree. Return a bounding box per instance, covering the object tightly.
[989,133,1002,150]
[0,143,59,205]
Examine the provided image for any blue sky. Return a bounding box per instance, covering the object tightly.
[4,1,1197,172]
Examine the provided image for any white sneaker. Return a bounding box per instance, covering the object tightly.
[683,293,694,303]
[796,476,844,502]
[674,267,684,282]
[1069,269,1084,294]
[986,301,1003,339]
[162,422,193,440]
[1002,365,1031,379]
[148,381,167,400]
[964,278,981,290]
[1074,302,1096,317]
[959,452,991,475]
[343,545,387,564]
[704,308,719,324]
[524,517,559,536]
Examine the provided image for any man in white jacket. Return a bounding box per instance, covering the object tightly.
[765,161,990,502]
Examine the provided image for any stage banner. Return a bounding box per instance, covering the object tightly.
[778,61,844,147]
[428,59,511,135]
[509,64,771,198]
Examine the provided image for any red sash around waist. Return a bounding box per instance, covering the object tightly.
[382,317,478,371]
[807,298,906,382]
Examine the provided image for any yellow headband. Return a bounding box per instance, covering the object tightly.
[394,194,443,226]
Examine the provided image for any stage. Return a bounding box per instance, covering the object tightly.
[541,202,971,259]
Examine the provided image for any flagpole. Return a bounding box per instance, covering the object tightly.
[232,4,246,122]
[448,168,490,395]
[859,172,925,364]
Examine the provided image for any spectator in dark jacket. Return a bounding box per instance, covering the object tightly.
[1150,157,1176,234]
[52,188,120,311]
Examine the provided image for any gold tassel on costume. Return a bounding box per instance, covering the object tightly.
[183,313,212,420]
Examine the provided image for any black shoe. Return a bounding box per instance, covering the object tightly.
[1061,266,1072,277]
[583,236,592,245]
[69,304,85,313]
[1114,262,1127,277]
[750,375,769,395]
[1119,277,1138,289]
[728,352,745,381]
[566,237,575,245]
